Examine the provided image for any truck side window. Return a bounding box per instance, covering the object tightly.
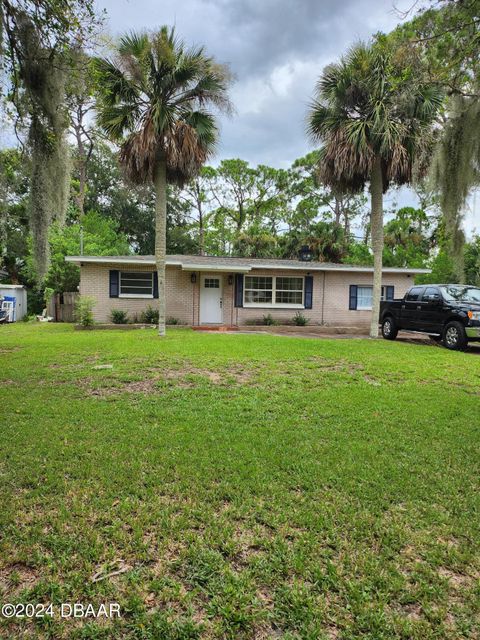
[406,287,424,301]
[423,287,440,301]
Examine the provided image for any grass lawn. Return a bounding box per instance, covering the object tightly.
[0,324,479,639]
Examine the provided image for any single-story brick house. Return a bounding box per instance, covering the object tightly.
[65,254,429,326]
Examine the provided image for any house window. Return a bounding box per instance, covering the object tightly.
[244,276,304,307]
[244,276,273,304]
[275,277,304,305]
[119,272,154,298]
[356,286,388,310]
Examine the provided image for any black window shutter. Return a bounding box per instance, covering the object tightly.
[234,274,244,307]
[304,275,313,309]
[386,285,394,300]
[349,285,358,310]
[153,272,158,298]
[109,270,119,298]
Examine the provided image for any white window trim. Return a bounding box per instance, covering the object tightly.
[354,285,386,311]
[119,271,154,299]
[243,275,305,309]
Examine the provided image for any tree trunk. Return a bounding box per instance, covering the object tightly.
[194,181,205,256]
[334,197,341,226]
[369,155,384,339]
[154,159,167,336]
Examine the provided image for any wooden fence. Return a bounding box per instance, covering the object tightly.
[47,292,79,322]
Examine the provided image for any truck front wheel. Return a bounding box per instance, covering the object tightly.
[442,321,468,351]
[382,316,398,340]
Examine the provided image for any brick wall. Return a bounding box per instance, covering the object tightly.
[79,262,414,327]
[322,271,413,326]
[80,263,194,324]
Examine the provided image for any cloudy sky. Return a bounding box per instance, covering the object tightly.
[96,0,478,234]
[99,0,407,167]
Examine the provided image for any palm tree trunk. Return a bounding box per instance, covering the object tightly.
[154,159,167,336]
[370,155,384,339]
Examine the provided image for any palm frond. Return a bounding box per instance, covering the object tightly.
[96,26,231,185]
[307,40,442,191]
[118,31,150,58]
[93,57,140,107]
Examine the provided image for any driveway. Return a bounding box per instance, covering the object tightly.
[235,328,480,353]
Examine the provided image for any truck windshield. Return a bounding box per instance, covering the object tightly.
[440,286,480,303]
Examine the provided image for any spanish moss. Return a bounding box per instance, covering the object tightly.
[12,12,70,281]
[433,96,480,281]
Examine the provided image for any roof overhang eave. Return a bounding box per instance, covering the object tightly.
[180,264,251,273]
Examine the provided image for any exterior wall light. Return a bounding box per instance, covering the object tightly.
[191,273,197,284]
[299,245,313,262]
[228,274,234,285]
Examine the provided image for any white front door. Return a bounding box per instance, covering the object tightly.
[200,275,223,324]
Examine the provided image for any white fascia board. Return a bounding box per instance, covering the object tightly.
[180,264,251,273]
[251,263,430,275]
[65,256,156,266]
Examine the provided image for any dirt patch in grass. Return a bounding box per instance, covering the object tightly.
[438,566,478,589]
[0,346,22,354]
[400,602,423,620]
[83,363,259,397]
[0,563,39,595]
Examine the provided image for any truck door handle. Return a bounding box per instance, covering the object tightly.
[416,305,421,309]
[401,305,405,309]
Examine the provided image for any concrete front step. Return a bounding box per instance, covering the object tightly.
[191,325,239,332]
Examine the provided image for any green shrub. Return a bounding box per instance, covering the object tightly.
[74,296,95,327]
[292,311,309,326]
[140,305,159,324]
[263,313,278,326]
[166,316,180,325]
[110,309,129,324]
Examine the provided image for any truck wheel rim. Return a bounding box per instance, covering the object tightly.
[446,327,458,345]
[384,320,391,335]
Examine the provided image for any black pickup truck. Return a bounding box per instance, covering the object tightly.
[379,284,480,350]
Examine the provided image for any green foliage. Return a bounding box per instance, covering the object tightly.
[390,0,480,98]
[416,249,457,285]
[463,236,480,286]
[141,306,159,324]
[292,311,309,326]
[166,316,180,325]
[74,296,95,326]
[279,221,347,263]
[232,230,277,258]
[22,211,131,293]
[110,309,129,324]
[262,313,278,326]
[383,207,432,268]
[0,149,30,283]
[344,242,373,266]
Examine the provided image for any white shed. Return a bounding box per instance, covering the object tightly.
[0,285,28,321]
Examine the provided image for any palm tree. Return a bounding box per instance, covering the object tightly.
[307,42,443,337]
[94,27,231,335]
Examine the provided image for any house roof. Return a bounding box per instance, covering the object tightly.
[65,254,430,275]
